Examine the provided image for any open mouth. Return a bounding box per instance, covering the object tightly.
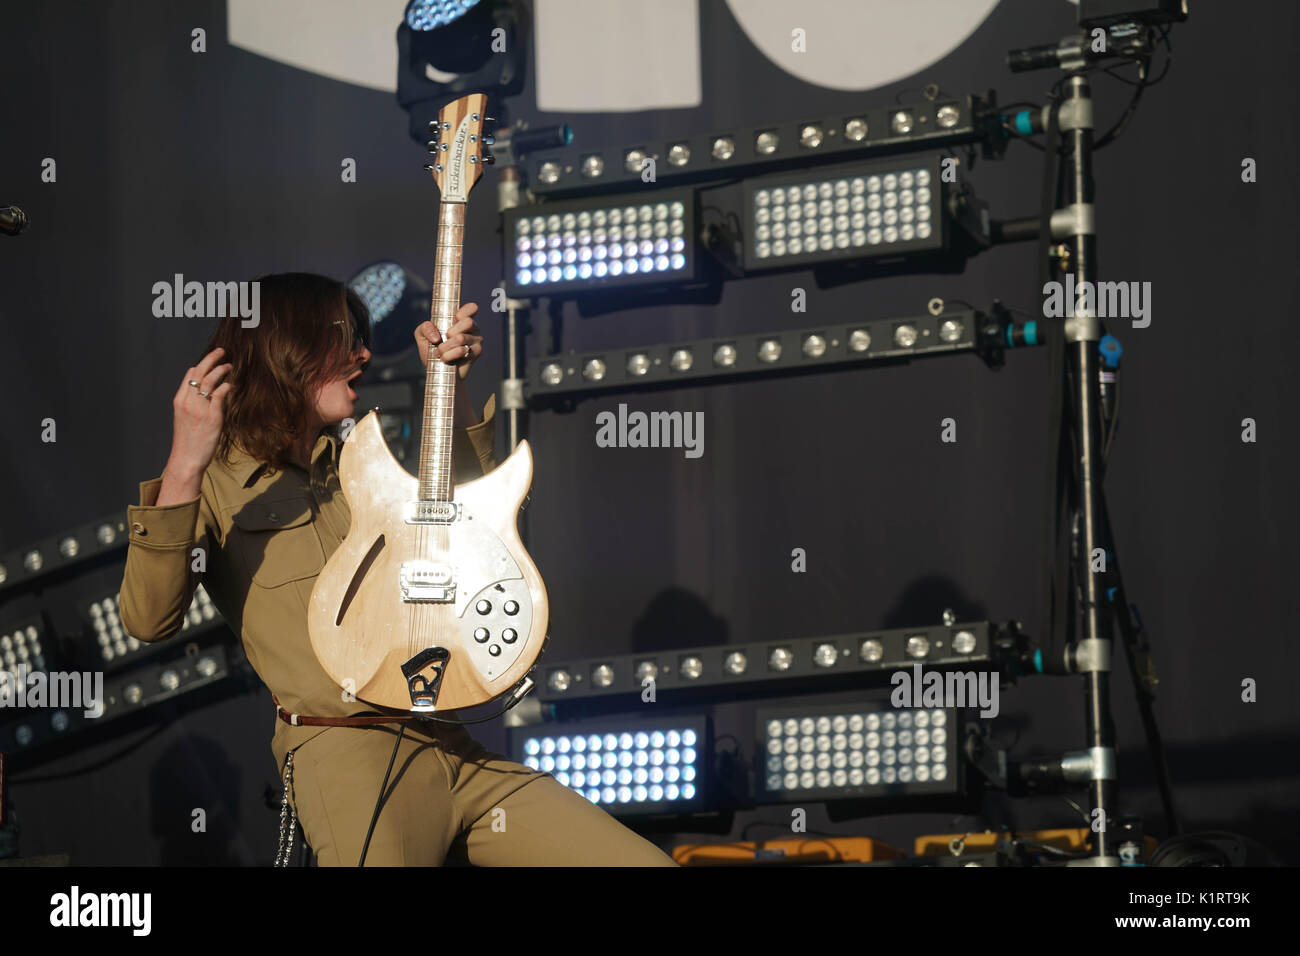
[346,369,363,399]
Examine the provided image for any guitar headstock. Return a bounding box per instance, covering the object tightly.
[424,93,496,203]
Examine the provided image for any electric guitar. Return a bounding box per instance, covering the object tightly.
[307,94,548,713]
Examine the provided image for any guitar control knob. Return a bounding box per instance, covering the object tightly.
[504,601,519,615]
[476,599,492,614]
[488,644,502,657]
[474,627,490,643]
[501,628,518,644]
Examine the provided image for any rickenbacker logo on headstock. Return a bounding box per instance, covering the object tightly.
[448,118,470,199]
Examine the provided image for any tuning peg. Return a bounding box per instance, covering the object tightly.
[481,153,495,165]
[424,164,437,172]
[427,120,439,133]
[482,135,495,146]
[484,116,496,123]
[427,141,438,152]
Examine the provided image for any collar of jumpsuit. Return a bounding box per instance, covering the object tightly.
[118,400,498,774]
[225,428,338,488]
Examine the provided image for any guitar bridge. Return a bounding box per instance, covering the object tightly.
[399,561,456,603]
[402,646,450,712]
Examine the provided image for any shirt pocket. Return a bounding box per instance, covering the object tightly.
[229,495,325,588]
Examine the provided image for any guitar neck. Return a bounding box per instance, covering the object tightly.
[416,200,466,502]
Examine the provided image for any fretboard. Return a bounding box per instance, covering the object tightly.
[416,200,465,501]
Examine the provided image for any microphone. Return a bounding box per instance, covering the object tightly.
[1,205,29,236]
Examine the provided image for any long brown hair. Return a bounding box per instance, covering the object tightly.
[203,272,371,474]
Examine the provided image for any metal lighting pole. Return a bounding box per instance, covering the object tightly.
[1057,73,1119,865]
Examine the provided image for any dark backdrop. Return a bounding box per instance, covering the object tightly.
[1,0,1296,864]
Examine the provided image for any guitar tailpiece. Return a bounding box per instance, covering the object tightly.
[401,646,451,712]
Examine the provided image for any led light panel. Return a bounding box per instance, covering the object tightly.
[511,715,709,817]
[744,161,944,270]
[756,704,961,801]
[503,189,695,297]
[86,587,220,667]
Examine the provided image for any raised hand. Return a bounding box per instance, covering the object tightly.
[156,347,233,504]
[415,302,483,382]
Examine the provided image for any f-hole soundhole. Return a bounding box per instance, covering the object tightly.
[336,534,385,626]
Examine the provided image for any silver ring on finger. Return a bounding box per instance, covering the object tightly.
[463,344,471,359]
[198,390,212,400]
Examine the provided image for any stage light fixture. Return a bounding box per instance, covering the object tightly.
[1,513,132,595]
[859,639,885,663]
[746,160,951,270]
[503,189,695,297]
[347,262,431,362]
[396,0,527,147]
[511,716,709,816]
[0,619,49,675]
[86,587,222,668]
[524,94,992,197]
[635,660,658,682]
[757,704,962,800]
[768,646,794,671]
[813,642,840,668]
[526,309,980,400]
[1,644,238,762]
[405,0,481,31]
[531,621,1003,706]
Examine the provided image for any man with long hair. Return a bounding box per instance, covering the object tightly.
[120,272,675,866]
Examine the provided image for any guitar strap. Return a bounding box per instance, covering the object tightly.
[272,694,425,727]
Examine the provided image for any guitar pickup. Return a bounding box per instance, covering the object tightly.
[404,500,461,524]
[399,561,456,603]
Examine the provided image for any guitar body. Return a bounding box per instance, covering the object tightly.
[307,410,549,711]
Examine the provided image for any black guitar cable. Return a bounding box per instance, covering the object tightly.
[359,725,407,867]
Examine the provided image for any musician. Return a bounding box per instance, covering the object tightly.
[119,272,676,866]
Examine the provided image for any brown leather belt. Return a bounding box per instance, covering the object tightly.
[273,695,423,728]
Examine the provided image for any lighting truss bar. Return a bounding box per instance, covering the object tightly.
[756,703,965,801]
[502,188,697,298]
[537,621,1002,708]
[527,309,979,401]
[507,714,710,817]
[526,93,996,198]
[0,643,238,764]
[0,511,130,595]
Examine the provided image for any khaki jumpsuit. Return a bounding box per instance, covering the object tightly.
[119,397,675,866]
